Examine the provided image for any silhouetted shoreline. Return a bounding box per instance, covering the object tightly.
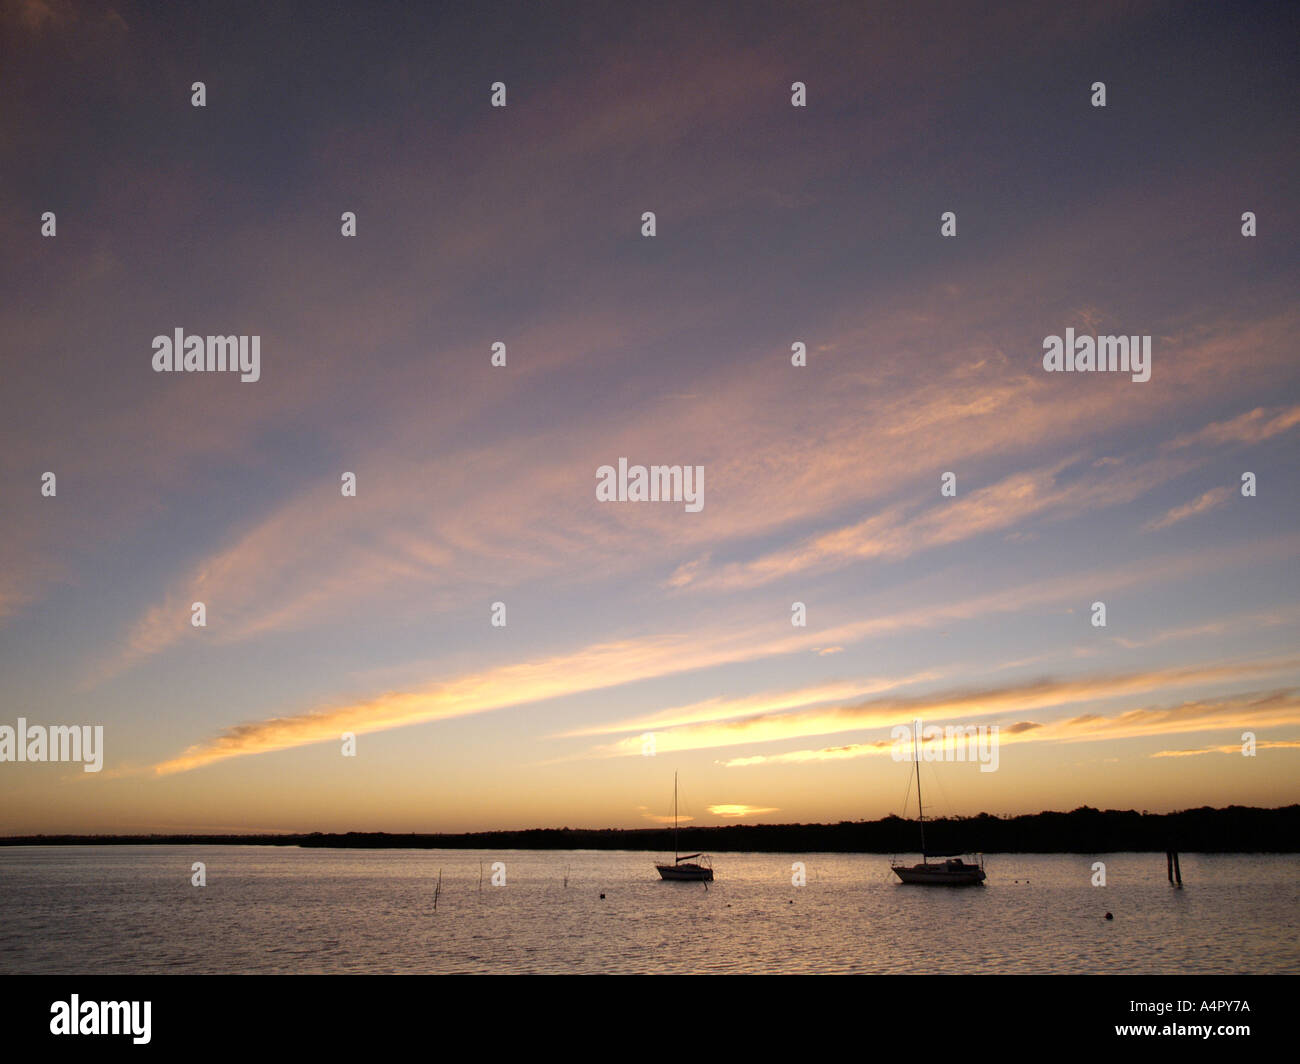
[3,805,1296,852]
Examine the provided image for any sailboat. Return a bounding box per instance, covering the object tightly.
[890,725,986,886]
[655,772,714,881]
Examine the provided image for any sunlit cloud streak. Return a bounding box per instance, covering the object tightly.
[148,533,1300,775]
[719,689,1300,767]
[1142,486,1232,532]
[708,804,780,818]
[1163,404,1300,451]
[556,674,943,738]
[94,383,1297,687]
[1151,739,1300,758]
[668,403,1299,592]
[586,659,1300,759]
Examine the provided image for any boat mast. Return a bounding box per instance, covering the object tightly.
[913,720,926,859]
[673,771,679,861]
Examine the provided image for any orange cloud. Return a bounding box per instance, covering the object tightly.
[148,537,1300,775]
[708,804,780,818]
[605,659,1300,761]
[719,689,1300,767]
[1150,739,1300,758]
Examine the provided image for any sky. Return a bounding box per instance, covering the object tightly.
[1,0,1297,835]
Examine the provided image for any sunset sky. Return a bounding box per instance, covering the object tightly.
[1,0,1297,834]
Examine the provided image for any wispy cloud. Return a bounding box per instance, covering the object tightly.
[588,657,1300,760]
[1142,486,1231,532]
[720,689,1300,767]
[79,318,1300,680]
[556,674,942,739]
[667,396,1300,594]
[147,536,1300,775]
[1110,605,1300,649]
[1150,738,1300,758]
[1164,404,1300,451]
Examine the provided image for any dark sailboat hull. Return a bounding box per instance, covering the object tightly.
[891,862,986,886]
[656,863,713,881]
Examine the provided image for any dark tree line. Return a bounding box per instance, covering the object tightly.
[4,804,1296,853]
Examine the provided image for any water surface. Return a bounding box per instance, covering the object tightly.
[0,847,1295,974]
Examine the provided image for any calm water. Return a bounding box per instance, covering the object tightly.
[0,847,1295,974]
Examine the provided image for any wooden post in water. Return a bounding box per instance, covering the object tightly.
[1166,849,1183,887]
[433,868,442,911]
[1173,851,1182,887]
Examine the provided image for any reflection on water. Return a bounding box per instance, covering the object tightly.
[0,846,1295,974]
